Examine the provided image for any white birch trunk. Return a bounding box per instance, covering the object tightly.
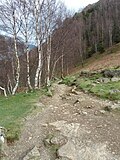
[46,35,51,87]
[12,11,20,95]
[25,23,32,90]
[61,48,64,78]
[34,0,43,89]
[26,48,32,90]
[34,38,42,89]
[12,35,20,95]
[0,86,7,97]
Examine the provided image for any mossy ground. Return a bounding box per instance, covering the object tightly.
[0,88,50,143]
[62,73,120,101]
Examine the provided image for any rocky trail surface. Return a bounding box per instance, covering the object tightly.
[6,83,120,160]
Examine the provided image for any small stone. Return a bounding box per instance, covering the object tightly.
[111,104,120,109]
[28,137,32,140]
[73,99,81,105]
[41,123,48,127]
[86,105,93,109]
[50,135,67,146]
[111,77,120,82]
[99,110,106,114]
[96,125,102,128]
[81,111,88,116]
[110,89,120,94]
[94,111,98,115]
[44,138,51,146]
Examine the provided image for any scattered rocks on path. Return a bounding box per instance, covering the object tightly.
[49,121,119,160]
[22,146,41,160]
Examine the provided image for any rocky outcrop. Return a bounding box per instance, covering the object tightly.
[49,121,119,160]
[102,70,120,78]
[22,146,41,160]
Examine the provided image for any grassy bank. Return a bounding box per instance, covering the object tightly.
[0,90,46,143]
[62,73,120,101]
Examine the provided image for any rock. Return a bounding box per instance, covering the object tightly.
[94,111,98,116]
[80,70,89,76]
[96,125,103,128]
[0,127,7,158]
[73,99,81,105]
[86,105,94,109]
[57,141,77,159]
[80,70,98,77]
[66,93,72,97]
[23,146,41,160]
[104,106,112,112]
[81,111,88,116]
[111,77,120,82]
[50,135,67,146]
[57,141,115,160]
[94,110,106,116]
[37,102,45,107]
[41,123,48,127]
[102,69,120,78]
[104,103,120,110]
[60,95,67,100]
[111,104,120,110]
[97,78,110,83]
[71,90,79,95]
[55,158,70,160]
[44,138,51,146]
[99,110,106,114]
[70,86,79,95]
[103,78,111,83]
[49,121,118,160]
[110,89,120,94]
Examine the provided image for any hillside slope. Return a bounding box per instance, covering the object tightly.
[69,43,120,74]
[51,0,120,77]
[81,43,120,71]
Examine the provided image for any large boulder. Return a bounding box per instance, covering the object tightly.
[111,77,120,82]
[102,70,120,78]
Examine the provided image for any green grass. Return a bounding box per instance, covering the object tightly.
[0,90,45,143]
[61,76,78,86]
[62,73,120,101]
[77,77,120,100]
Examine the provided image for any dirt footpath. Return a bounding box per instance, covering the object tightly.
[6,83,120,160]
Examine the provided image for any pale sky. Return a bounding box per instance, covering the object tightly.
[62,0,99,11]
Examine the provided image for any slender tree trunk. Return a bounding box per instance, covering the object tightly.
[51,55,64,80]
[12,34,20,95]
[109,26,113,47]
[25,24,32,90]
[7,75,13,94]
[35,41,42,89]
[34,1,43,89]
[0,86,7,97]
[46,35,51,87]
[26,48,32,90]
[61,48,64,78]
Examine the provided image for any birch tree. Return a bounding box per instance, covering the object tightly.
[33,0,45,89]
[44,0,59,87]
[0,0,21,95]
[18,0,33,90]
[0,86,7,97]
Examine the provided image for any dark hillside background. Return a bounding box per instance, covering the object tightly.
[0,0,120,93]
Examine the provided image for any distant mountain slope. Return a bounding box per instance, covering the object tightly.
[80,43,120,71]
[50,0,120,76]
[67,43,120,75]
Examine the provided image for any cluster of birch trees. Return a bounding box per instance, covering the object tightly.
[0,0,68,96]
